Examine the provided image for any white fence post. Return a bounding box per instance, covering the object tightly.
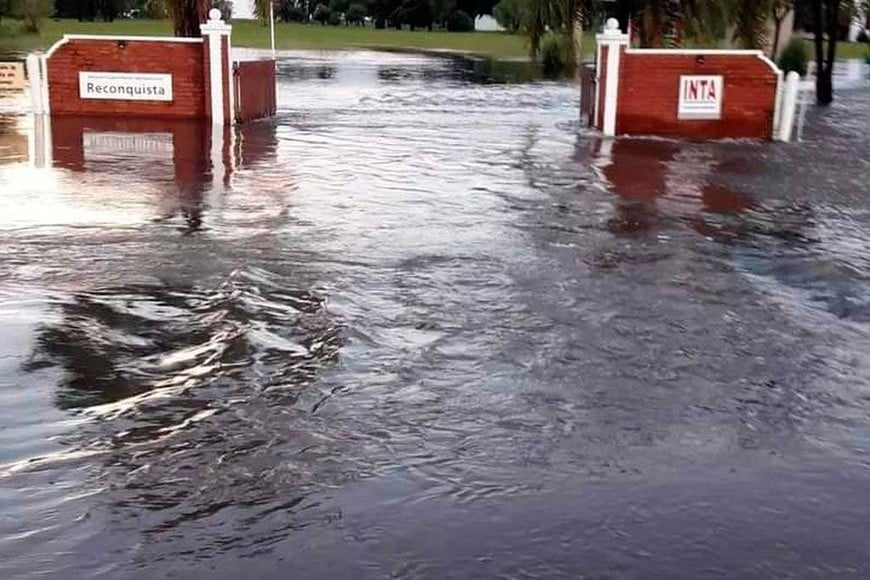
[777,71,800,142]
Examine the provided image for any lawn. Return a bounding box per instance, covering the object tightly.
[803,39,869,60]
[1,19,865,62]
[0,19,534,60]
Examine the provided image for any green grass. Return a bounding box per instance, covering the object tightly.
[816,40,870,60]
[0,19,535,60]
[3,19,865,62]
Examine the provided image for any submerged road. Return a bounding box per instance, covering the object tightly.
[0,52,868,578]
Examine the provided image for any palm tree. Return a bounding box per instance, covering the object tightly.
[728,0,774,49]
[163,0,211,36]
[600,0,772,49]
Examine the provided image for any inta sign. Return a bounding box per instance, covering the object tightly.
[79,72,173,102]
[678,75,723,120]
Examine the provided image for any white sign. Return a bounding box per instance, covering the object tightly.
[678,75,723,120]
[79,72,173,102]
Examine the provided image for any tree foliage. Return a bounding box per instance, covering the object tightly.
[13,0,54,31]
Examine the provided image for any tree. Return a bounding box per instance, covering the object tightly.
[345,1,365,23]
[812,0,839,104]
[13,0,54,32]
[770,0,794,58]
[493,0,524,32]
[164,0,210,36]
[313,1,330,22]
[729,0,774,49]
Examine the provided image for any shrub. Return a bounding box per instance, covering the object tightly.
[778,38,809,77]
[13,0,53,33]
[327,10,341,25]
[313,3,330,24]
[345,3,365,25]
[493,0,522,33]
[278,0,301,22]
[213,0,233,21]
[446,9,473,32]
[540,33,568,77]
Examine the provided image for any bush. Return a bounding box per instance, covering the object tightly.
[279,2,306,22]
[493,0,522,33]
[313,3,330,24]
[345,3,365,25]
[540,32,576,77]
[13,0,53,33]
[778,38,809,77]
[446,9,473,32]
[395,0,433,30]
[327,10,341,25]
[213,0,233,21]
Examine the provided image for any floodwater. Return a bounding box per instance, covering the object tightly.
[0,51,869,579]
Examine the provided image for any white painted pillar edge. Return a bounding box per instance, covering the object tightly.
[201,9,233,126]
[777,71,801,142]
[595,19,630,138]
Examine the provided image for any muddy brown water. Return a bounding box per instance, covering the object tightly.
[0,52,868,579]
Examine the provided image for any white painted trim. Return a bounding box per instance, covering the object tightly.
[45,35,202,59]
[602,44,621,136]
[206,35,224,124]
[755,53,782,77]
[626,48,782,77]
[40,55,50,116]
[593,42,602,128]
[772,69,783,139]
[44,36,70,59]
[61,34,203,43]
[776,71,800,142]
[627,48,764,56]
[25,54,43,114]
[226,36,235,125]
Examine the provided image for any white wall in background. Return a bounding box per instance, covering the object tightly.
[232,0,257,20]
[475,15,504,32]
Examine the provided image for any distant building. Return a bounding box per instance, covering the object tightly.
[232,0,256,20]
[475,15,504,32]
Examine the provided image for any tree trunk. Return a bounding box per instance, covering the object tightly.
[771,18,782,59]
[812,0,836,105]
[173,0,210,38]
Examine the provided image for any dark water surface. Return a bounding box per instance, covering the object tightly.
[1,52,869,579]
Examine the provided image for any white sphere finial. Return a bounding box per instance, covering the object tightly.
[605,18,619,32]
[208,8,222,20]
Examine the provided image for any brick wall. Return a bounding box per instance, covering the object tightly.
[616,50,779,140]
[46,38,207,118]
